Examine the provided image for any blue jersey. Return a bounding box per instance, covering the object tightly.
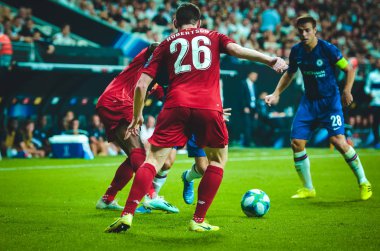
[288,39,343,99]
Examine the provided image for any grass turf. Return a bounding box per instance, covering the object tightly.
[0,148,379,250]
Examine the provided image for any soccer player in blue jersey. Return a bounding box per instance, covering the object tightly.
[265,15,372,200]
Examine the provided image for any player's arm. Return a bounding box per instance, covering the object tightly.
[265,71,296,106]
[337,57,355,107]
[225,43,288,73]
[125,73,153,139]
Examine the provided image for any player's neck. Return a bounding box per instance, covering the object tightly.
[179,24,198,31]
[304,38,318,52]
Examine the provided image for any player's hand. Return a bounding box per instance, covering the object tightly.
[124,115,144,139]
[270,57,288,73]
[223,108,232,121]
[341,90,353,107]
[265,94,279,107]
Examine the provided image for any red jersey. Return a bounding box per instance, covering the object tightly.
[97,48,149,109]
[143,28,234,112]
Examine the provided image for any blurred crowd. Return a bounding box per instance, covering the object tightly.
[56,0,380,60]
[0,110,158,158]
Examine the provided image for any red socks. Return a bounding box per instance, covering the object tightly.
[129,148,146,172]
[103,158,133,203]
[193,165,224,223]
[122,163,157,216]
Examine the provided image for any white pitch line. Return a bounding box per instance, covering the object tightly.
[0,152,378,172]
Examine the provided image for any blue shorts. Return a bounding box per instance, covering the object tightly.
[187,134,206,158]
[291,95,345,140]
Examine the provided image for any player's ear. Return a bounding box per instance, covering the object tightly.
[197,20,201,28]
[173,19,178,28]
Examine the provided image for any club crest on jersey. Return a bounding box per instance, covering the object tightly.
[316,59,323,67]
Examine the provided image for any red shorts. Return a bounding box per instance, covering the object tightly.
[96,105,132,142]
[149,107,228,148]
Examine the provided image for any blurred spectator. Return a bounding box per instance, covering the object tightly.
[0,23,12,68]
[88,114,107,156]
[20,120,45,158]
[18,19,38,43]
[241,71,258,147]
[52,24,76,46]
[365,59,380,149]
[0,118,23,158]
[59,110,75,133]
[152,8,169,26]
[140,114,155,150]
[259,3,281,33]
[64,118,89,136]
[34,115,52,155]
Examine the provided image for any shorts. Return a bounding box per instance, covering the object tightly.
[187,134,206,158]
[149,107,228,148]
[291,94,345,140]
[96,105,132,141]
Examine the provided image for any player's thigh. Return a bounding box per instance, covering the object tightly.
[191,109,228,148]
[291,99,316,140]
[114,123,144,154]
[162,148,177,171]
[204,146,228,168]
[320,109,345,138]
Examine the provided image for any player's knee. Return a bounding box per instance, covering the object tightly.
[291,140,304,152]
[330,136,349,152]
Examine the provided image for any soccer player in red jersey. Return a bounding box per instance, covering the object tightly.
[95,43,178,214]
[105,3,288,233]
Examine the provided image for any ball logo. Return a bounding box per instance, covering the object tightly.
[316,59,323,67]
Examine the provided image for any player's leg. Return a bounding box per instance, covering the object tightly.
[105,146,172,233]
[289,97,316,199]
[105,107,189,233]
[182,135,207,204]
[143,148,179,213]
[329,134,372,200]
[151,148,177,196]
[189,147,227,231]
[189,109,228,232]
[97,122,146,210]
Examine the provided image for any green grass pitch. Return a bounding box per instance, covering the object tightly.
[0,148,379,250]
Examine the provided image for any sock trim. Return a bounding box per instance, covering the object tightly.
[294,154,308,162]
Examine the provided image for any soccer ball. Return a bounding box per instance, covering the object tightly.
[241,189,270,217]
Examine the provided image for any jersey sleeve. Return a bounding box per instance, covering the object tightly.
[218,32,235,54]
[287,47,298,74]
[326,43,343,64]
[142,42,166,78]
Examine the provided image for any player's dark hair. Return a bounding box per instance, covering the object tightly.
[175,3,201,28]
[296,15,317,28]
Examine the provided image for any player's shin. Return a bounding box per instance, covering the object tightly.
[185,163,203,182]
[193,165,223,223]
[103,158,134,203]
[122,163,157,216]
[293,149,313,189]
[343,146,368,184]
[152,169,169,196]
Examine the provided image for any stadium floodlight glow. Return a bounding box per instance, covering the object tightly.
[69,98,77,105]
[51,97,60,105]
[34,97,42,105]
